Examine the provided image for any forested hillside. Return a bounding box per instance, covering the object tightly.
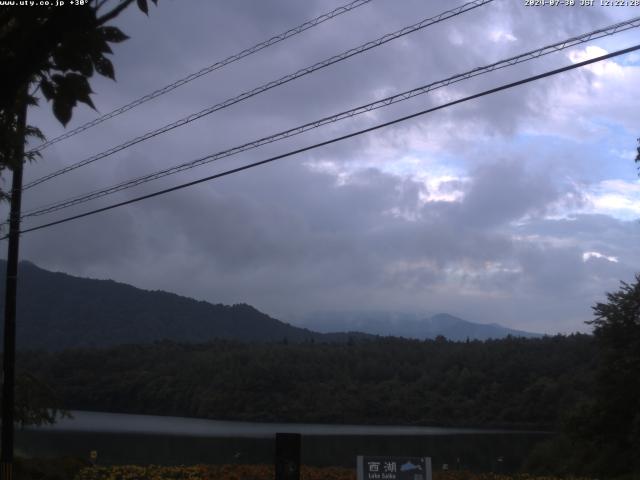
[0,261,369,349]
[20,334,595,430]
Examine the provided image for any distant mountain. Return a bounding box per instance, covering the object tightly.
[300,310,541,341]
[0,261,372,351]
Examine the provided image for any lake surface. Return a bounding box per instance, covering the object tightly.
[17,411,550,472]
[26,411,532,437]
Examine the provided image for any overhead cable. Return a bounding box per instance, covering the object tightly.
[26,0,374,154]
[11,43,640,238]
[22,0,493,191]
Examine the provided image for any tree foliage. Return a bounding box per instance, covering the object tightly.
[0,369,68,427]
[586,275,640,473]
[0,0,157,188]
[0,0,157,424]
[533,277,640,477]
[13,372,69,427]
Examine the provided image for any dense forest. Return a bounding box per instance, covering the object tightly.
[19,334,595,431]
[8,270,639,477]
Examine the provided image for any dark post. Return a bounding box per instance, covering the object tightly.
[1,94,27,480]
[275,433,301,480]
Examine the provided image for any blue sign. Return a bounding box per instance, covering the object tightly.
[357,456,432,480]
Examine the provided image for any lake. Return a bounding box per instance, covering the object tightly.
[17,411,550,472]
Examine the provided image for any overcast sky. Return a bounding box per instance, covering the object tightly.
[6,0,640,334]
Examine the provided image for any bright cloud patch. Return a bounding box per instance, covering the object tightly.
[525,45,639,140]
[489,29,517,43]
[582,251,619,263]
[568,46,625,80]
[421,175,467,203]
[568,45,608,63]
[609,149,637,161]
[583,179,640,220]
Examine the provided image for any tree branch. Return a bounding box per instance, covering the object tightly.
[96,0,135,26]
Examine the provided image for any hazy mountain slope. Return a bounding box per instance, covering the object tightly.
[301,311,541,341]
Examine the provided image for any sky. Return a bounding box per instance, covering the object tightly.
[4,0,640,334]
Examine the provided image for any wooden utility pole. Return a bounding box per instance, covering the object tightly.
[1,94,28,480]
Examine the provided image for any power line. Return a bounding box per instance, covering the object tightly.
[22,0,493,191]
[20,16,640,220]
[12,43,640,238]
[26,0,373,154]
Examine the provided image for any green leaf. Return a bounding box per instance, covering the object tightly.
[63,73,96,110]
[39,78,55,101]
[25,125,46,142]
[52,48,73,72]
[52,97,74,126]
[100,26,129,43]
[94,55,115,80]
[76,90,96,110]
[95,38,113,54]
[51,73,96,118]
[75,54,94,77]
[137,0,149,15]
[53,42,94,76]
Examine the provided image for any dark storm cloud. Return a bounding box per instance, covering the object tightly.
[447,160,561,228]
[20,155,579,323]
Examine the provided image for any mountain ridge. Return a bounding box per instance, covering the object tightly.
[299,310,541,341]
[0,260,372,350]
[0,260,540,350]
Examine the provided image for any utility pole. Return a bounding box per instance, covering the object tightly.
[1,93,28,480]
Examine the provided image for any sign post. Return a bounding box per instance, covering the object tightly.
[275,433,301,480]
[357,456,432,480]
